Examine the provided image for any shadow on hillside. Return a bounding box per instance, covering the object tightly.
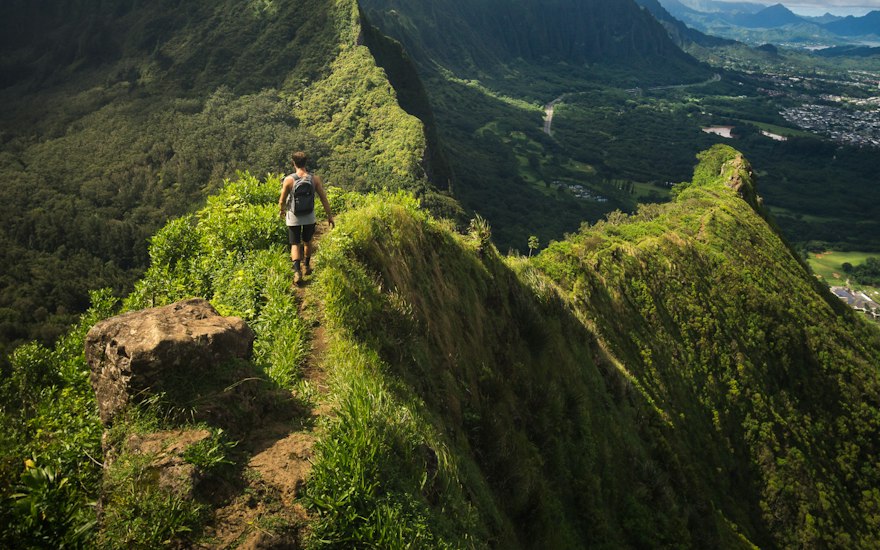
[338,211,737,545]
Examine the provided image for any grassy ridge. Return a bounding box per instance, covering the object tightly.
[4,140,879,545]
[303,145,880,547]
[537,144,880,548]
[308,193,726,547]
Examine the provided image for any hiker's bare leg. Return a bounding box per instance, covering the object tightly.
[291,244,303,263]
[304,241,314,258]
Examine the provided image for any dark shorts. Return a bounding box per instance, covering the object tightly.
[288,224,316,246]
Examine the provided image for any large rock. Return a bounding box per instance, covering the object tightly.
[86,299,255,425]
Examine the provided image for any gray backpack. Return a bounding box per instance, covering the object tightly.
[289,173,315,215]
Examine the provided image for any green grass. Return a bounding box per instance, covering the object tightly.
[739,120,815,139]
[632,181,671,202]
[764,205,837,223]
[807,250,880,297]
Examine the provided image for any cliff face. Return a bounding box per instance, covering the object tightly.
[359,0,698,74]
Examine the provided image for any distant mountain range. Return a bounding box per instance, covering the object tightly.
[824,10,880,36]
[658,0,880,45]
[731,3,804,28]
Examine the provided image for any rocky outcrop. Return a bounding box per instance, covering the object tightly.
[86,298,254,425]
[723,153,764,213]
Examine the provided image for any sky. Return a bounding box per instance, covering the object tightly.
[713,0,880,16]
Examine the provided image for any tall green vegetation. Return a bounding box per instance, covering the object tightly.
[0,0,441,358]
[2,170,355,547]
[3,133,879,547]
[536,144,880,548]
[0,289,114,548]
[847,257,880,287]
[301,145,880,547]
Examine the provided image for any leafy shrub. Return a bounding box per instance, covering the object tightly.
[0,289,116,548]
[8,458,96,548]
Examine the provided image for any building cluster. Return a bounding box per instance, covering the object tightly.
[555,181,609,202]
[781,104,880,147]
[831,287,880,321]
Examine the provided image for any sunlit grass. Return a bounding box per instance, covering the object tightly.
[807,250,880,296]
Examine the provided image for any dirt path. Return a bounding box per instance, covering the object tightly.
[199,222,334,548]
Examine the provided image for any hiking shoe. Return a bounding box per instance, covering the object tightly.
[293,269,303,285]
[304,265,313,276]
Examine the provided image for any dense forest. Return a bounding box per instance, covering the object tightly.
[0,0,447,357]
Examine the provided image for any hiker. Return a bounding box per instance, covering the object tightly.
[279,151,334,284]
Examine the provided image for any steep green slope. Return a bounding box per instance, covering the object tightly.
[0,0,440,356]
[4,142,879,546]
[309,195,718,547]
[302,145,880,547]
[536,144,880,548]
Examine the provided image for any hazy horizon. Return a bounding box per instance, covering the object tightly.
[710,0,878,16]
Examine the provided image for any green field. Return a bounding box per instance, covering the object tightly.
[808,250,880,299]
[632,180,671,202]
[765,205,837,223]
[740,119,815,139]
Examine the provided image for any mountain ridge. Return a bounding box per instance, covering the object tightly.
[2,2,880,547]
[823,10,880,37]
[732,3,805,28]
[360,0,704,83]
[89,143,878,547]
[659,0,880,42]
[635,0,737,47]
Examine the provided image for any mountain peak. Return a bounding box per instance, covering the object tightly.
[763,3,794,15]
[823,9,880,35]
[734,2,804,28]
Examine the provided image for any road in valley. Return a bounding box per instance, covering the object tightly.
[543,95,566,136]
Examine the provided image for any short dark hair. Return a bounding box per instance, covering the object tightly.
[292,151,308,169]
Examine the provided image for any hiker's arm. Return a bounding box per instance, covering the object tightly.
[278,177,293,218]
[315,176,335,228]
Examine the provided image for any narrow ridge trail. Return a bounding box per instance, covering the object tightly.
[199,221,334,548]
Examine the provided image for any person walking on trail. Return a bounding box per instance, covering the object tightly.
[279,151,334,285]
